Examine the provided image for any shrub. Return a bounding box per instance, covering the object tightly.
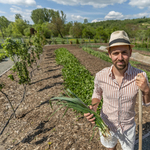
[76,39,80,44]
[61,39,65,44]
[81,39,85,44]
[54,39,57,44]
[94,38,97,43]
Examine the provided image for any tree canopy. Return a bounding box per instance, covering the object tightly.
[31,8,54,24]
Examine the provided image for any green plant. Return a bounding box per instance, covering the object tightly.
[50,89,110,139]
[76,39,80,44]
[94,38,97,43]
[61,39,65,44]
[81,39,85,44]
[55,47,103,114]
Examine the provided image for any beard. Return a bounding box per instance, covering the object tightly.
[114,60,127,70]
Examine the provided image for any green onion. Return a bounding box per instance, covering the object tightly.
[49,89,111,139]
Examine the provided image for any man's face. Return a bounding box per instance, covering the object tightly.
[108,45,132,71]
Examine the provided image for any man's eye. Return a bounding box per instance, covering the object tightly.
[122,52,127,54]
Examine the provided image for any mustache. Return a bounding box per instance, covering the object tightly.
[116,60,125,63]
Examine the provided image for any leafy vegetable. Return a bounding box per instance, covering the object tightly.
[50,89,111,139]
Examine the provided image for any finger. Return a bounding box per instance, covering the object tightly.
[84,113,90,117]
[86,114,94,119]
[137,73,144,78]
[91,121,95,124]
[89,117,95,122]
[89,105,93,110]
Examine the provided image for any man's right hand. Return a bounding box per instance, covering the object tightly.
[84,105,96,124]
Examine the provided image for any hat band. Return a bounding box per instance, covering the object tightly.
[109,38,130,46]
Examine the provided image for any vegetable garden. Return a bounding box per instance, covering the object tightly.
[1,42,150,149]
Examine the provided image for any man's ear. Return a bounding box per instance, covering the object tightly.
[129,48,132,57]
[108,49,111,58]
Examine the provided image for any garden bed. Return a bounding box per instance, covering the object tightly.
[0,45,150,150]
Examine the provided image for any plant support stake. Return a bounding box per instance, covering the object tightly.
[139,88,142,150]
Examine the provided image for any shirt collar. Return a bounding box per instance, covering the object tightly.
[108,62,132,77]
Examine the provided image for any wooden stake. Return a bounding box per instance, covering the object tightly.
[139,88,142,150]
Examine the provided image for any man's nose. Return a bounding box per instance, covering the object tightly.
[118,53,123,60]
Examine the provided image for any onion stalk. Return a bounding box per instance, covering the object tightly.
[49,89,111,139]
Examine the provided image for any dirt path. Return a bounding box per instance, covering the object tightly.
[0,44,150,150]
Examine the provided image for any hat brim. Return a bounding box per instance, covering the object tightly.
[106,43,135,51]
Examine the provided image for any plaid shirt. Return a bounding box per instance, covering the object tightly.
[92,62,150,134]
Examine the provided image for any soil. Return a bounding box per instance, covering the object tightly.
[0,44,150,150]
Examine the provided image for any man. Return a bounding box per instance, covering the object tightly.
[84,30,150,150]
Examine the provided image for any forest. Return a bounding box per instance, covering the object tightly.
[1,8,150,43]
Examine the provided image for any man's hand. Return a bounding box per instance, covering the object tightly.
[136,73,149,93]
[84,105,96,124]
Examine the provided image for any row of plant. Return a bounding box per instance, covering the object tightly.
[45,37,102,45]
[82,47,150,82]
[0,31,46,134]
[54,48,102,113]
[52,48,111,139]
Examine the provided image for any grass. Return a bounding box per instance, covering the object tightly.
[133,47,150,52]
[80,44,101,48]
[46,37,103,45]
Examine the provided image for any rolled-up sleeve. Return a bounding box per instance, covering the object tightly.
[92,73,103,101]
[142,72,150,107]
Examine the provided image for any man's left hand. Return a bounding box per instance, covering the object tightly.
[136,73,149,93]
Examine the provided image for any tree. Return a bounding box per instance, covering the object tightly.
[15,14,22,20]
[82,26,95,38]
[13,19,28,36]
[69,22,83,38]
[63,21,73,36]
[51,10,66,38]
[31,8,54,24]
[94,26,109,43]
[84,19,88,24]
[6,22,14,37]
[0,16,10,39]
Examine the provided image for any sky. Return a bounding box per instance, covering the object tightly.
[0,0,150,24]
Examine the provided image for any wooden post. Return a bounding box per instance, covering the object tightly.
[139,88,142,150]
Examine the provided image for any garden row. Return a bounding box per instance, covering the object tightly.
[0,31,46,123]
[55,47,102,113]
[81,47,150,82]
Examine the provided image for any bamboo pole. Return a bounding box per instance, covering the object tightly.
[139,88,142,150]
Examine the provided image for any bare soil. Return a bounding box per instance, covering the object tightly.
[0,44,150,150]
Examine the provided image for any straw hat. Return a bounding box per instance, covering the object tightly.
[106,30,135,51]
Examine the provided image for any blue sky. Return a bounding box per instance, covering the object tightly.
[0,0,150,24]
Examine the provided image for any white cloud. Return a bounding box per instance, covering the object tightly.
[49,0,127,8]
[0,0,36,6]
[10,6,33,23]
[129,0,150,9]
[71,15,88,21]
[37,5,43,8]
[105,11,124,20]
[91,19,102,23]
[104,11,150,21]
[124,13,150,19]
[0,10,6,13]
